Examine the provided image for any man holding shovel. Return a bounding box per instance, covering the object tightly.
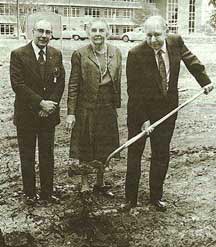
[125,15,213,211]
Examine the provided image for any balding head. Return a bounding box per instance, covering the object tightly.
[144,15,168,50]
[144,16,168,33]
[32,19,52,49]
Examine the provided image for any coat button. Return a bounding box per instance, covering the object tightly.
[44,88,46,91]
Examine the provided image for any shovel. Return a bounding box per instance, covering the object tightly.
[105,89,205,168]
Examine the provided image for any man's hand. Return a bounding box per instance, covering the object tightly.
[38,110,49,118]
[40,100,58,114]
[141,120,154,135]
[66,114,76,132]
[203,83,214,95]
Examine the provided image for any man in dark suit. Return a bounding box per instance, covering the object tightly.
[10,20,65,204]
[125,15,213,211]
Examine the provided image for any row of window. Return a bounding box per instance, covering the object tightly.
[0,4,134,18]
[0,23,14,35]
[0,1,197,34]
[0,23,134,36]
[112,0,155,2]
[166,0,195,33]
[0,3,37,15]
[64,7,134,18]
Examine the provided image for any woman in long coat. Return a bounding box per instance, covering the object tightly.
[66,19,122,195]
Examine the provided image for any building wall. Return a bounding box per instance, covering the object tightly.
[164,0,203,35]
[0,0,206,37]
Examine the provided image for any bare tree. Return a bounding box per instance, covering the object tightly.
[209,0,216,29]
[132,0,159,26]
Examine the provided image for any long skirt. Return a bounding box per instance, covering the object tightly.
[69,83,120,163]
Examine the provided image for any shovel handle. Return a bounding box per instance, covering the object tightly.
[105,89,205,167]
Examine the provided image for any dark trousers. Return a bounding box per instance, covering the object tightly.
[125,119,175,205]
[16,125,55,197]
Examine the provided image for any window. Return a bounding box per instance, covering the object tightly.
[112,0,135,2]
[146,0,155,3]
[0,23,15,35]
[123,9,133,18]
[189,0,195,33]
[0,3,12,15]
[104,8,120,18]
[110,25,120,35]
[123,26,133,33]
[167,0,178,33]
[51,6,59,14]
[85,8,100,18]
[19,4,29,15]
[64,7,80,17]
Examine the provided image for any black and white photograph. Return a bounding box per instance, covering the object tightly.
[0,0,216,246]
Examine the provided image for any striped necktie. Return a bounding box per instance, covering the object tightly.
[157,49,167,96]
[38,49,45,80]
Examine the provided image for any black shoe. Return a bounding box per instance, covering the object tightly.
[150,200,167,212]
[39,194,60,204]
[120,201,137,211]
[24,194,38,205]
[93,185,114,198]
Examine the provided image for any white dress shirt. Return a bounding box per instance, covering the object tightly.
[32,41,46,61]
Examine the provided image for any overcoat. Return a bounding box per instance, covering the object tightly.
[67,44,122,161]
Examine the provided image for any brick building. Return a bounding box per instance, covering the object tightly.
[0,0,208,37]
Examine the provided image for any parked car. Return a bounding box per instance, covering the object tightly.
[121,27,145,42]
[108,34,121,40]
[61,28,88,40]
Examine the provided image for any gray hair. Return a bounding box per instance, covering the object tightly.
[86,19,110,37]
[33,19,53,31]
[144,15,168,32]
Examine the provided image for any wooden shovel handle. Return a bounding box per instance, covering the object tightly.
[105,89,205,167]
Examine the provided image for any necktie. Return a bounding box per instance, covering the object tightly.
[38,49,45,80]
[157,49,167,96]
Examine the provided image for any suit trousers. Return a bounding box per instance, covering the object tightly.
[125,118,175,205]
[16,125,55,198]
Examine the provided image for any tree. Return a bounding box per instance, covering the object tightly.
[209,0,216,29]
[132,0,159,26]
[209,0,216,6]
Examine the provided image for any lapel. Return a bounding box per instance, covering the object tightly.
[87,44,99,68]
[107,44,115,82]
[107,44,114,66]
[142,42,163,93]
[24,42,41,82]
[166,37,174,89]
[87,44,114,67]
[45,47,54,82]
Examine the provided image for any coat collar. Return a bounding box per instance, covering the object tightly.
[23,42,54,85]
[87,43,115,67]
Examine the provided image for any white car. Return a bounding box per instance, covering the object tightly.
[121,27,145,42]
[62,28,88,40]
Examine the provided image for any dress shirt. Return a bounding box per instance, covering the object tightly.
[32,41,46,61]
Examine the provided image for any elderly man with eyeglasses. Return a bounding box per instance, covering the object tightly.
[10,19,65,205]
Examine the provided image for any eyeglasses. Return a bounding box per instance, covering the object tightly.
[90,28,106,33]
[36,29,52,35]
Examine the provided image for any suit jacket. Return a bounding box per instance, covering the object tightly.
[67,43,122,115]
[10,42,65,128]
[126,34,212,126]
